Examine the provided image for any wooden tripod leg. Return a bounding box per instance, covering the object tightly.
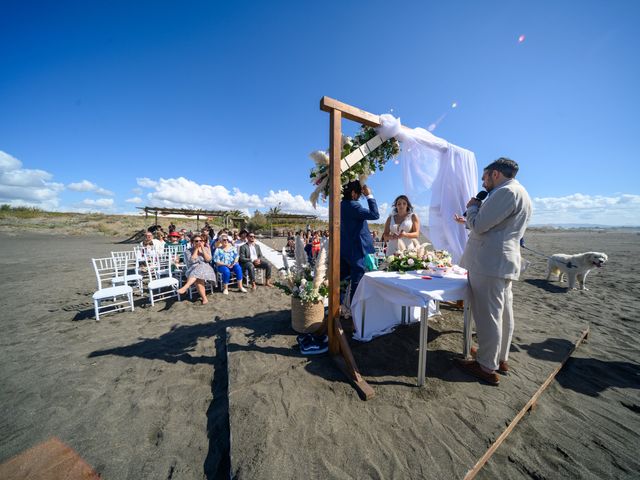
[331,318,375,400]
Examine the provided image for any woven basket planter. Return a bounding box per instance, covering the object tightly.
[291,297,324,333]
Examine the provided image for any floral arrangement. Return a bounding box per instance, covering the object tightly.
[381,244,453,273]
[309,125,400,207]
[276,236,329,304]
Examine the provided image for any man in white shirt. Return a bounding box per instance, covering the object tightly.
[140,230,163,254]
[239,232,273,289]
[456,158,532,386]
[234,229,248,250]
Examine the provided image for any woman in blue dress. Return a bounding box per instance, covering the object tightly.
[213,234,247,295]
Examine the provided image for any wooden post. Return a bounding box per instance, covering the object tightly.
[154,211,158,227]
[325,102,375,400]
[319,96,414,400]
[328,108,342,356]
[196,214,199,231]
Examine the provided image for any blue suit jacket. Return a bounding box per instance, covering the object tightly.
[340,196,379,263]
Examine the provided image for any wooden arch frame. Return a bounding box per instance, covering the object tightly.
[320,96,412,400]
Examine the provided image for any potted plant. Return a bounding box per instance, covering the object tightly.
[276,236,328,333]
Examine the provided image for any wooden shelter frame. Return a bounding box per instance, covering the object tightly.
[320,96,416,400]
[137,206,246,230]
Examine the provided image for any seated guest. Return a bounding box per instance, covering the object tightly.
[235,229,248,249]
[213,234,247,295]
[140,230,163,254]
[214,228,230,249]
[156,231,167,251]
[165,231,183,264]
[165,231,181,248]
[178,234,216,304]
[179,229,189,246]
[239,232,273,289]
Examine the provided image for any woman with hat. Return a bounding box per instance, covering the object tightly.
[165,231,181,247]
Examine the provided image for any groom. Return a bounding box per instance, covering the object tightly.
[340,180,379,301]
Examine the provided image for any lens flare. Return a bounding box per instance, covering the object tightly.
[518,34,525,43]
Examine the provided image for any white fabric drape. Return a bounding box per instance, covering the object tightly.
[376,114,478,264]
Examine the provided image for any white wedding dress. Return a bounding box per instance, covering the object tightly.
[386,214,419,256]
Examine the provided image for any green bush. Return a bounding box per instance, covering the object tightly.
[0,205,44,218]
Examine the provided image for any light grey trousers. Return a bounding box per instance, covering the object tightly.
[467,271,514,371]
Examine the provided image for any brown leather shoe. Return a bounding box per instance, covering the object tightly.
[455,359,500,386]
[470,346,509,375]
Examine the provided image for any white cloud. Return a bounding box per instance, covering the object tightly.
[263,190,329,217]
[137,177,158,188]
[531,193,640,226]
[136,176,328,217]
[67,180,95,192]
[67,179,114,196]
[82,198,114,208]
[131,187,143,195]
[125,197,143,204]
[0,150,64,209]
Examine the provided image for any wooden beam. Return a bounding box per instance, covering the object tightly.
[328,108,342,356]
[463,327,590,480]
[320,96,381,128]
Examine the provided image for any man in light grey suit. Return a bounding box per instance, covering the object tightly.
[457,158,532,386]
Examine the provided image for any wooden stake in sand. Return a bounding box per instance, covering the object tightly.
[463,327,590,480]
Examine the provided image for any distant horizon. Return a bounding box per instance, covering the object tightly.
[3,204,638,230]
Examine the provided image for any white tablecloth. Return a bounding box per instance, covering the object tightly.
[351,270,469,342]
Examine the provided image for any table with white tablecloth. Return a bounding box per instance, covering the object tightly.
[350,270,473,386]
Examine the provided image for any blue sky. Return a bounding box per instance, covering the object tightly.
[1,0,639,225]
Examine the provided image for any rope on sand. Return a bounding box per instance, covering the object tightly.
[463,327,590,480]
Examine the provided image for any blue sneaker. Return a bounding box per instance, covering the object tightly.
[300,335,328,356]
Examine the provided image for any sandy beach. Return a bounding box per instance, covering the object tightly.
[0,229,639,479]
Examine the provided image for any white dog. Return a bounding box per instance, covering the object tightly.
[546,252,608,290]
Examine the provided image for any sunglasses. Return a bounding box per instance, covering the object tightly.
[193,239,203,243]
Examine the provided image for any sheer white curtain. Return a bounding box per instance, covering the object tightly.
[377,114,478,264]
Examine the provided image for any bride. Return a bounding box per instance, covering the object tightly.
[382,195,421,256]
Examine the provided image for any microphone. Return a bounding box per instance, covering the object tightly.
[463,190,488,217]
